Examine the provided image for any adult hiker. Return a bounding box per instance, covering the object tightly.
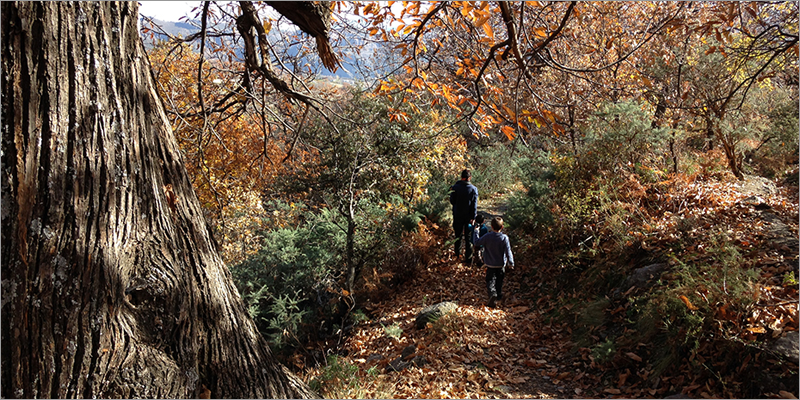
[450,169,479,263]
[473,217,515,307]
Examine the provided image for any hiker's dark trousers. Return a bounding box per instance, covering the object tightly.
[486,267,505,299]
[453,219,473,260]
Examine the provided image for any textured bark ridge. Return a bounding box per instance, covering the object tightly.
[1,2,314,398]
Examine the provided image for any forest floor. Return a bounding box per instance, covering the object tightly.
[297,187,608,398]
[303,246,587,398]
[298,174,799,399]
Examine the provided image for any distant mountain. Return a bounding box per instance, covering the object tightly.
[140,17,198,43]
[139,16,394,82]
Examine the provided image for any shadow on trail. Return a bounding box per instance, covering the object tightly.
[339,253,582,398]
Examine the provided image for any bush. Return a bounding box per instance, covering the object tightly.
[469,143,529,195]
[382,322,403,340]
[580,100,671,180]
[230,204,344,349]
[411,169,456,226]
[505,150,555,231]
[266,293,309,349]
[309,355,392,399]
[746,89,799,178]
[231,194,442,352]
[626,231,759,377]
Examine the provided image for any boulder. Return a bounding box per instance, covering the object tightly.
[415,301,457,329]
[401,344,416,360]
[771,331,799,364]
[493,385,513,394]
[411,355,427,367]
[385,354,427,373]
[366,353,383,363]
[386,358,409,373]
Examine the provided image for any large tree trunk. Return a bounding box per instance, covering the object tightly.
[1,2,314,398]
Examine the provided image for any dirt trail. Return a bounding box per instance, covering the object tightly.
[325,256,584,398]
[303,188,593,398]
[301,175,800,398]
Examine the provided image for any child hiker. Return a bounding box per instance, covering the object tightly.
[472,214,489,265]
[472,217,514,307]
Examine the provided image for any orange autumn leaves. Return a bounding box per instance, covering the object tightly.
[148,43,310,216]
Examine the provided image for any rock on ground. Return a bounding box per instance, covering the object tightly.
[415,301,457,329]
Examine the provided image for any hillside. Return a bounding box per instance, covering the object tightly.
[299,174,799,399]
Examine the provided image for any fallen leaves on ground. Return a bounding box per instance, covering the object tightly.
[299,175,798,399]
[302,257,591,398]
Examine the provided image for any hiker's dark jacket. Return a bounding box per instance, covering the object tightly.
[450,180,478,222]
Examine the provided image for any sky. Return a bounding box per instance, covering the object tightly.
[138,1,199,22]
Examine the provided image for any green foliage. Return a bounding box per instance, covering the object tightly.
[310,355,391,399]
[410,169,455,226]
[783,271,798,287]
[503,149,555,231]
[382,322,403,340]
[266,293,309,349]
[230,204,345,348]
[625,232,759,376]
[581,100,671,181]
[309,355,361,395]
[591,338,617,364]
[670,232,759,313]
[469,143,528,195]
[351,309,369,324]
[745,87,800,178]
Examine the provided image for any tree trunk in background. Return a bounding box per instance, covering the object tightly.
[1,2,314,398]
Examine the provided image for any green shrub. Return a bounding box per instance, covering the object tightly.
[581,100,670,180]
[504,150,555,231]
[412,169,455,225]
[746,89,799,178]
[469,143,530,195]
[629,231,759,377]
[382,322,403,340]
[266,293,309,349]
[309,355,361,395]
[351,309,369,324]
[230,204,345,348]
[591,337,617,364]
[310,355,392,399]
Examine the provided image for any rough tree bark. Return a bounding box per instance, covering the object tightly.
[1,2,314,398]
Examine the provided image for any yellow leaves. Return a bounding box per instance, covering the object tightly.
[746,326,766,334]
[532,27,547,39]
[262,20,272,34]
